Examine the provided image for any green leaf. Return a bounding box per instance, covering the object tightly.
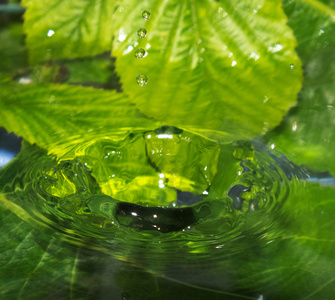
[0,206,130,299]
[112,0,302,140]
[265,0,335,176]
[21,0,117,63]
[65,57,112,85]
[0,83,158,153]
[0,24,28,74]
[241,181,335,299]
[0,206,257,300]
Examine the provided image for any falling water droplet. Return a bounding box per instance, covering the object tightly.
[290,64,294,69]
[142,10,150,20]
[136,74,148,86]
[134,48,146,59]
[137,28,147,38]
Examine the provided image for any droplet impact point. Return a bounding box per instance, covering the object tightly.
[137,28,147,38]
[134,48,146,59]
[142,10,150,20]
[136,74,148,86]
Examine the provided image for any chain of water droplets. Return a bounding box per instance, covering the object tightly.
[135,10,150,86]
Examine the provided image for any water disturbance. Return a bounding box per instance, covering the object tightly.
[1,1,334,299]
[0,126,307,256]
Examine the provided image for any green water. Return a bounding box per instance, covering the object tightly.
[2,126,326,299]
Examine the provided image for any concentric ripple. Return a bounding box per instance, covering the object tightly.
[0,126,307,263]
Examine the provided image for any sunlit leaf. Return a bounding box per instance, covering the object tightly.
[0,83,158,152]
[21,0,117,63]
[112,0,302,140]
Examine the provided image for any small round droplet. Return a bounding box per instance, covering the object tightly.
[136,74,148,86]
[134,48,146,59]
[137,28,147,38]
[142,10,150,20]
[290,64,294,69]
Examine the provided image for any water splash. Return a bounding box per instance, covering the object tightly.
[0,127,305,254]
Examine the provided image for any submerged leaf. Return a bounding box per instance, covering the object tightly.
[266,0,335,176]
[112,0,302,140]
[1,165,335,299]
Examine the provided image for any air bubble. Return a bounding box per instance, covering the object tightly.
[136,74,148,86]
[134,48,146,59]
[142,10,150,20]
[137,28,147,38]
